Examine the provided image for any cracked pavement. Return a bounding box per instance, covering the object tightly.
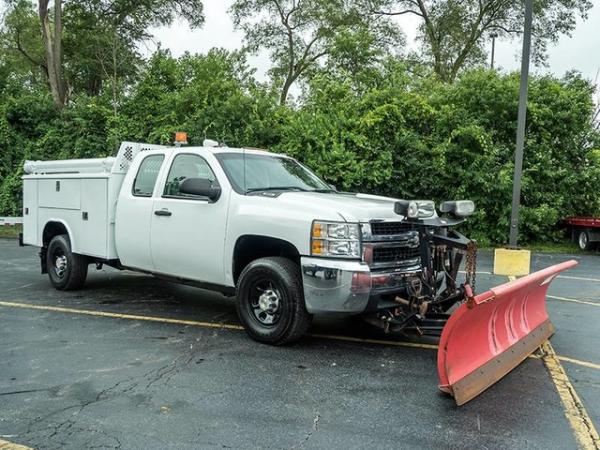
[1,240,599,449]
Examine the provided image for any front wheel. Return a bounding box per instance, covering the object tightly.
[46,234,89,290]
[236,257,312,345]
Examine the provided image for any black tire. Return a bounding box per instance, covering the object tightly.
[46,234,89,290]
[577,229,595,251]
[236,257,312,345]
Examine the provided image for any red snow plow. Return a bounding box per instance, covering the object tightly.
[363,201,578,405]
[437,259,577,405]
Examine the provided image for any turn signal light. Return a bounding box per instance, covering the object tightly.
[312,240,324,255]
[312,222,323,238]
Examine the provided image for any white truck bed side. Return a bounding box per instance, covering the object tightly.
[22,142,164,260]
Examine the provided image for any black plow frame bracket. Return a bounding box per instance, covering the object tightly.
[380,216,477,337]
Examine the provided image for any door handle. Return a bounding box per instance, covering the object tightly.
[154,209,172,217]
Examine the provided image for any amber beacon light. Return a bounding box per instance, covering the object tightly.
[174,132,188,146]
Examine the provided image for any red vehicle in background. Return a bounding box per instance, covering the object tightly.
[564,217,600,250]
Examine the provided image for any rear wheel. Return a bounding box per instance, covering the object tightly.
[236,257,312,345]
[46,234,89,290]
[577,229,594,251]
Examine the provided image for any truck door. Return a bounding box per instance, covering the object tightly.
[115,153,166,271]
[150,153,228,284]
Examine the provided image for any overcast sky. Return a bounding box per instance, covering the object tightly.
[150,0,600,86]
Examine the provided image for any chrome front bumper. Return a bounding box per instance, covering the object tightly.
[300,256,419,314]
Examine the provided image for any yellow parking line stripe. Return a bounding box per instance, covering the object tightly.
[308,333,439,350]
[459,270,493,275]
[541,341,600,450]
[0,301,244,331]
[0,438,34,450]
[0,301,438,351]
[2,300,599,370]
[8,302,599,448]
[459,269,600,306]
[547,295,600,308]
[557,275,600,283]
[461,270,600,284]
[501,274,600,448]
[558,356,600,371]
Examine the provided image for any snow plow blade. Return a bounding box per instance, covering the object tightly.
[437,260,578,405]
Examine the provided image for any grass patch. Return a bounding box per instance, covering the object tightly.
[482,241,588,255]
[522,241,587,254]
[0,224,22,239]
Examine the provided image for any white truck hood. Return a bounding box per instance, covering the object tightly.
[275,192,406,222]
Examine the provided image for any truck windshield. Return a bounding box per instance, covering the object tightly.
[216,153,333,194]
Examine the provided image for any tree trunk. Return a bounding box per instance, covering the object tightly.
[112,27,118,115]
[416,1,448,82]
[39,0,67,108]
[279,75,295,106]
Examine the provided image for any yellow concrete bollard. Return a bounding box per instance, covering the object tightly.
[493,248,531,277]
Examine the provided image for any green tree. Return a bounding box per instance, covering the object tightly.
[0,1,47,87]
[109,49,282,147]
[230,0,399,105]
[369,0,592,82]
[0,0,206,108]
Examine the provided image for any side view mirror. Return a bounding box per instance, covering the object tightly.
[179,178,221,201]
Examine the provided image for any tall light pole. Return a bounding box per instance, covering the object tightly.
[509,0,533,247]
[490,32,499,69]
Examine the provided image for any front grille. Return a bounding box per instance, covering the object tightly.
[372,245,420,263]
[370,221,414,235]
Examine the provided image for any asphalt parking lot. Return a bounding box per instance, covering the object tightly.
[1,239,599,450]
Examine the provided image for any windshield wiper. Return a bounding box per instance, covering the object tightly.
[245,186,309,193]
[311,188,336,193]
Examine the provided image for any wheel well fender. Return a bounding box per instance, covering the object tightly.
[232,235,300,284]
[42,220,73,248]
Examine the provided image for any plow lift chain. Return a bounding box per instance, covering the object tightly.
[465,240,477,295]
[375,217,477,338]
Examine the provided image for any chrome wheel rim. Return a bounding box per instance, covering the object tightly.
[53,251,68,278]
[250,280,282,326]
[579,232,588,250]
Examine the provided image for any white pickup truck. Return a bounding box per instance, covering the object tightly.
[22,140,478,346]
[22,140,582,405]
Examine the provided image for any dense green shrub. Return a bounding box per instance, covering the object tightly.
[0,50,598,245]
[275,68,600,244]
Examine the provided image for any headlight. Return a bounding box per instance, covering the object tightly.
[439,200,475,217]
[394,200,419,218]
[416,200,435,218]
[311,221,361,258]
[394,200,435,219]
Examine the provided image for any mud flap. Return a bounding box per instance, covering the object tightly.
[437,260,578,405]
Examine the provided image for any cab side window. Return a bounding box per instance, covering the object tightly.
[163,154,218,198]
[132,154,165,197]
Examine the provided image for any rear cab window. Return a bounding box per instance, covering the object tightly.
[132,154,166,197]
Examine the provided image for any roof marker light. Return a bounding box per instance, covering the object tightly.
[174,132,188,147]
